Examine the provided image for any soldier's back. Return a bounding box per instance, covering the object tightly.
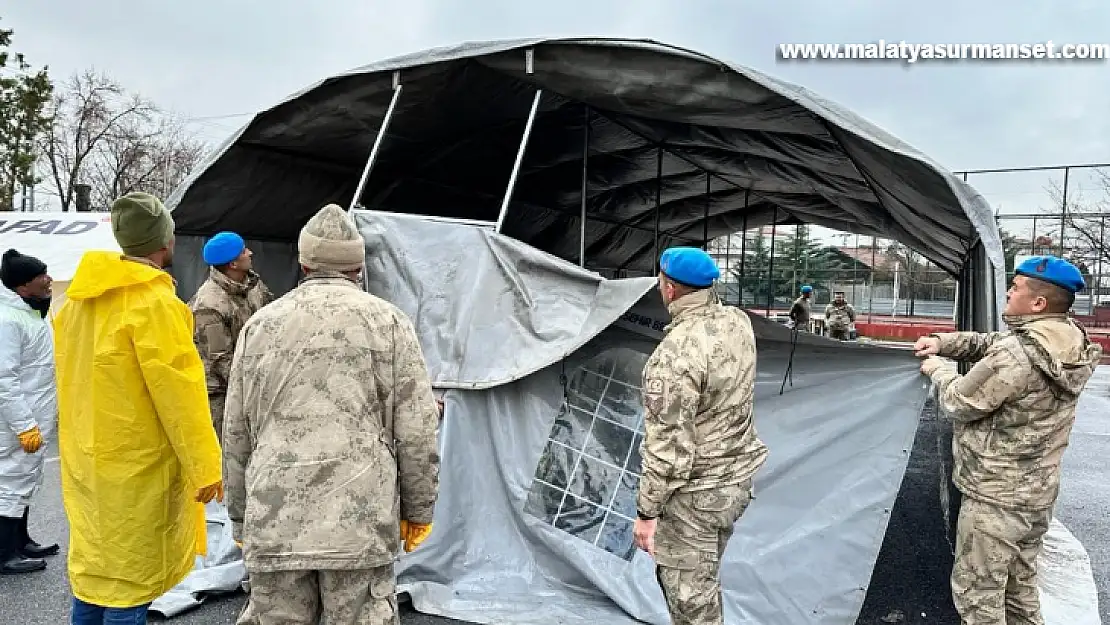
[677,303,766,489]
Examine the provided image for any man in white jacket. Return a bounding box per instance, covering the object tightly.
[0,249,58,575]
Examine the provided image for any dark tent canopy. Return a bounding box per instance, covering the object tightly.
[167,37,1003,310]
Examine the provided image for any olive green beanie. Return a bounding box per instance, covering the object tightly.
[110,192,175,257]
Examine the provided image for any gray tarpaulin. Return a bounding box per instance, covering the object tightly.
[361,211,928,624]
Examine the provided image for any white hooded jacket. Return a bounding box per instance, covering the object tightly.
[0,285,57,517]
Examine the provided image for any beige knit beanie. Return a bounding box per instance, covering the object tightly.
[297,203,365,272]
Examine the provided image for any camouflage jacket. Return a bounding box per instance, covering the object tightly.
[824,303,856,329]
[637,289,769,519]
[189,267,273,396]
[789,296,811,325]
[929,314,1102,512]
[222,273,440,571]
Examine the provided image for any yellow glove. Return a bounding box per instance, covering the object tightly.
[399,520,433,552]
[196,481,224,504]
[17,426,42,454]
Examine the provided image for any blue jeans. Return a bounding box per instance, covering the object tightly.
[71,597,150,624]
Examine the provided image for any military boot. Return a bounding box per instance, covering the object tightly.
[18,507,59,558]
[0,514,46,574]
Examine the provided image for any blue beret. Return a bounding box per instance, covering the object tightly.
[800,285,813,294]
[203,232,246,266]
[1015,255,1085,293]
[659,246,719,288]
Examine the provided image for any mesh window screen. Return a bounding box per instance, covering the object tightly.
[525,348,649,561]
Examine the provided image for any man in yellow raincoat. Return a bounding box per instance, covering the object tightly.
[53,192,224,624]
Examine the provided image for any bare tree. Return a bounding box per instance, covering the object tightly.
[87,115,205,206]
[1044,171,1110,268]
[39,69,205,211]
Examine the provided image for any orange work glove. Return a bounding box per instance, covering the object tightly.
[400,520,433,552]
[196,481,224,504]
[17,426,43,454]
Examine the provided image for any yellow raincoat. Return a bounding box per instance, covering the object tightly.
[53,252,222,608]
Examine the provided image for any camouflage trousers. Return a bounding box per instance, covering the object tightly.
[952,496,1051,625]
[209,394,226,444]
[827,325,850,340]
[236,565,398,625]
[653,482,752,625]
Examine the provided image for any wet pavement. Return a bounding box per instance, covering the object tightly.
[1055,365,1110,622]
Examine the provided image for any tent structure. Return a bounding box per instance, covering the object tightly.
[164,37,1005,332]
[156,38,1098,623]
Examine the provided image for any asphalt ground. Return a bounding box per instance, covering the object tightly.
[3,367,1107,624]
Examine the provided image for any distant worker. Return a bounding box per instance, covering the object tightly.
[914,255,1101,625]
[789,285,813,331]
[223,204,441,624]
[189,231,273,442]
[54,192,223,623]
[0,250,58,575]
[633,246,768,625]
[824,291,856,340]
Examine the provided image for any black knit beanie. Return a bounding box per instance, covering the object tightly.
[1,249,48,290]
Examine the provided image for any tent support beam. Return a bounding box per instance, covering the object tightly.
[738,189,749,306]
[703,173,711,248]
[349,72,403,211]
[767,208,778,316]
[495,89,543,234]
[579,106,590,267]
[652,147,663,273]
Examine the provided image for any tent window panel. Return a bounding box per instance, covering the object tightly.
[525,346,652,562]
[553,494,605,544]
[610,471,639,519]
[567,458,621,507]
[597,514,636,561]
[582,418,635,467]
[534,440,575,490]
[549,406,592,450]
[523,480,564,524]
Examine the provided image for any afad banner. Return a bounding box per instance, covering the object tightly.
[0,213,120,282]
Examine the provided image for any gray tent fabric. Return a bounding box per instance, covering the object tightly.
[149,502,247,617]
[356,211,657,388]
[164,38,1003,285]
[360,212,928,624]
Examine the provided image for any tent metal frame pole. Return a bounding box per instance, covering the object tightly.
[702,173,711,249]
[652,147,663,273]
[348,73,403,211]
[579,106,591,267]
[1059,166,1069,257]
[739,190,749,307]
[767,207,778,316]
[869,236,877,323]
[723,229,731,304]
[495,88,543,234]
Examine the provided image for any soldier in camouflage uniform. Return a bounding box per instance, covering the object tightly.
[633,247,768,625]
[915,255,1101,625]
[823,291,856,340]
[223,204,441,625]
[788,285,813,331]
[189,231,273,442]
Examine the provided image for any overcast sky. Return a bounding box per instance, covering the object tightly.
[5,0,1109,241]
